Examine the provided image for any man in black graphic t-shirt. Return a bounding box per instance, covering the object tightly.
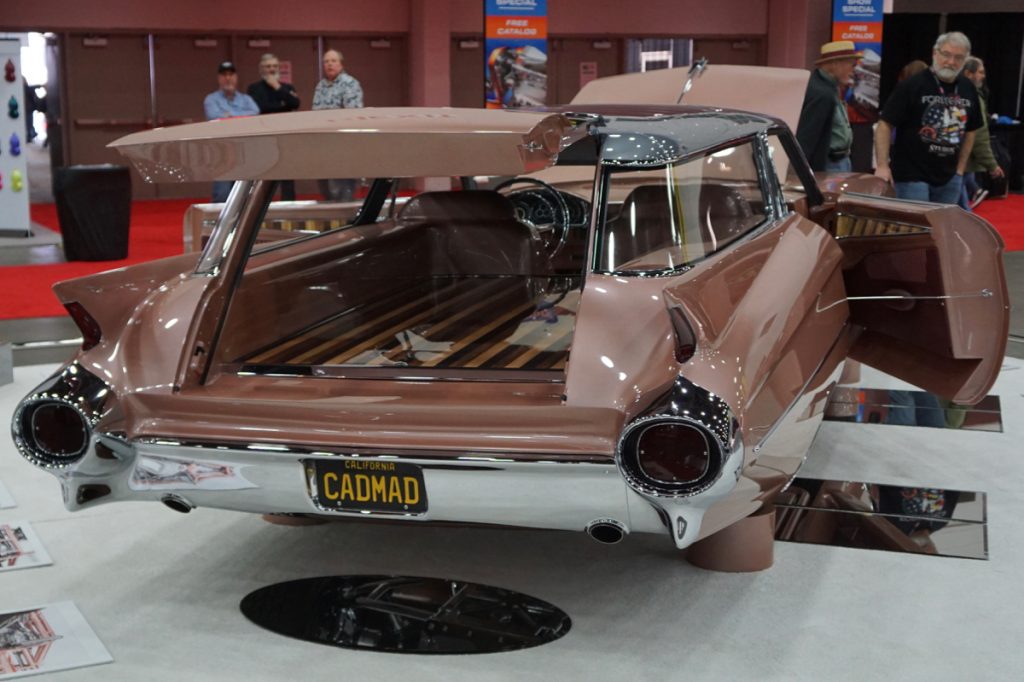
[874,32,982,204]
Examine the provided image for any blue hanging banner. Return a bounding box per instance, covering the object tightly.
[832,0,884,121]
[484,0,548,108]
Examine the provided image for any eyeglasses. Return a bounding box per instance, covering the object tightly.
[936,49,967,64]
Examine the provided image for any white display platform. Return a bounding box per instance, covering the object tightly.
[0,360,1021,680]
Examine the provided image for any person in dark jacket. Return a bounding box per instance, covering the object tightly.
[796,41,862,172]
[961,56,1003,208]
[247,53,301,201]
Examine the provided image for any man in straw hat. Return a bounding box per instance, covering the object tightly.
[796,40,862,172]
[874,31,983,203]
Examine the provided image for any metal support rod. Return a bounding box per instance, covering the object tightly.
[1016,36,1024,118]
[816,289,993,313]
[147,33,157,127]
[317,36,324,82]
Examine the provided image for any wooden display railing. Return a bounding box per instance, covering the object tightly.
[182,199,401,253]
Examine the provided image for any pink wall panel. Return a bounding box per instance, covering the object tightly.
[409,0,451,106]
[766,0,831,69]
[450,0,768,36]
[3,0,410,33]
[8,0,767,38]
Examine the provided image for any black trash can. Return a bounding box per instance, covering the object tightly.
[53,164,132,261]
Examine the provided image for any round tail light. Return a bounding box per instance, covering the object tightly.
[14,399,92,468]
[617,417,724,497]
[637,422,711,484]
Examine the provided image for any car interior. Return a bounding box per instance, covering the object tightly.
[211,140,779,377]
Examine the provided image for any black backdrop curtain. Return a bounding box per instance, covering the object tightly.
[947,13,1024,118]
[880,12,1024,118]
[880,13,941,109]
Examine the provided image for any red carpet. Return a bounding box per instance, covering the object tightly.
[975,194,1024,252]
[1,193,1022,320]
[0,199,199,320]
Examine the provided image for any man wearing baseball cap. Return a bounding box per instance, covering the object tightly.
[796,40,862,172]
[203,60,260,202]
[874,31,983,204]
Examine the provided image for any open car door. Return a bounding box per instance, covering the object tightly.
[827,193,1009,405]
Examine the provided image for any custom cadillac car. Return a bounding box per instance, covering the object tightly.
[12,66,1008,565]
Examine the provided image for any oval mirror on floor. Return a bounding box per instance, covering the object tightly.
[240,575,571,654]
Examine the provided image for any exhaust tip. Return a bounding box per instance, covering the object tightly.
[586,519,627,545]
[161,494,194,514]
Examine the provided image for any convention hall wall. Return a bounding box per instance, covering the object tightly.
[5,0,809,198]
[60,33,408,199]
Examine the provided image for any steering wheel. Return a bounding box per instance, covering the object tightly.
[494,176,572,258]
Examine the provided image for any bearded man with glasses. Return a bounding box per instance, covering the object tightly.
[874,32,983,204]
[247,52,301,201]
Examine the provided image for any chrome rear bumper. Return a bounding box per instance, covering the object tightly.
[16,364,747,549]
[50,433,741,548]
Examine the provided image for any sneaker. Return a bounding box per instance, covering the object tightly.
[969,189,989,209]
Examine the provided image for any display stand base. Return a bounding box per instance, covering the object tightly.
[0,227,33,238]
[0,342,12,386]
[686,505,776,572]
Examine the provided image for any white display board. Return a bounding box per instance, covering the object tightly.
[0,38,31,236]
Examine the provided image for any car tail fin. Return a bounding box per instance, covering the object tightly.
[63,301,102,350]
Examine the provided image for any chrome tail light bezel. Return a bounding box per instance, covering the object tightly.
[616,375,738,498]
[11,363,114,469]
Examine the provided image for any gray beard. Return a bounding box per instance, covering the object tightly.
[933,64,962,82]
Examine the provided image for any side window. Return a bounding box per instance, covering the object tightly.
[766,134,809,194]
[598,141,768,273]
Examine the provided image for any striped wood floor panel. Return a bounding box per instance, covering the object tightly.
[239,277,577,371]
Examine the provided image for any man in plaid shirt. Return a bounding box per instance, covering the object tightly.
[313,49,364,201]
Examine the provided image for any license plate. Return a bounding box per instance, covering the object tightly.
[307,459,428,514]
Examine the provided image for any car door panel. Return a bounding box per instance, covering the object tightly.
[828,194,1008,404]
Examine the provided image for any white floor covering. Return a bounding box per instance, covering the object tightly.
[2,359,1022,681]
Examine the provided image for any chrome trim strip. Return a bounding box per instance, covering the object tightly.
[833,211,931,233]
[815,289,993,313]
[841,191,938,207]
[833,211,932,240]
[130,437,613,466]
[195,180,256,276]
[231,364,566,384]
[754,131,786,221]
